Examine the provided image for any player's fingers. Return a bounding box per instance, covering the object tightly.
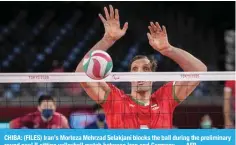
[115,9,119,20]
[150,22,158,32]
[99,14,107,24]
[162,25,167,34]
[155,22,162,32]
[104,6,110,20]
[122,22,128,32]
[148,26,154,35]
[147,32,153,41]
[109,5,114,19]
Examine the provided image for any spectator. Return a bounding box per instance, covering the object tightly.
[199,114,216,129]
[10,84,21,93]
[3,90,14,100]
[10,94,69,129]
[85,104,108,129]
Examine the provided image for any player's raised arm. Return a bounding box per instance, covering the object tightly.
[147,22,207,103]
[75,5,128,104]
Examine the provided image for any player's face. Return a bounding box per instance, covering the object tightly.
[130,58,153,92]
[38,100,56,113]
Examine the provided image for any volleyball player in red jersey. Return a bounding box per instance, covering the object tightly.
[224,80,235,128]
[76,5,207,129]
[10,95,69,129]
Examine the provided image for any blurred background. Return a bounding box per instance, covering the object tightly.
[0,1,235,129]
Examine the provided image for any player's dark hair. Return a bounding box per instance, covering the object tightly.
[38,94,55,105]
[129,55,158,72]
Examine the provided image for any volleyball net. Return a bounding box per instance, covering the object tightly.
[0,71,235,129]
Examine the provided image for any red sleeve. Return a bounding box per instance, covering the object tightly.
[153,82,179,109]
[10,113,34,129]
[101,83,124,113]
[225,81,233,88]
[224,81,233,92]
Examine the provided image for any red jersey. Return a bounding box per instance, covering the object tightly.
[10,111,69,129]
[102,82,179,129]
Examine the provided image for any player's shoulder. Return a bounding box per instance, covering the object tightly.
[154,82,174,92]
[22,111,40,120]
[107,83,125,95]
[151,82,174,98]
[54,112,66,118]
[162,81,174,87]
[107,83,118,89]
[27,111,40,117]
[54,112,68,123]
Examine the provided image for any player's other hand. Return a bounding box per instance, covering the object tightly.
[99,5,128,42]
[147,22,172,56]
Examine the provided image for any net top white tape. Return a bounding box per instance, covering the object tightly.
[0,71,235,83]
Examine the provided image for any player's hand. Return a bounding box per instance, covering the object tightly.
[147,22,172,56]
[99,5,128,42]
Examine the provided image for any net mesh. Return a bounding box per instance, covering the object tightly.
[0,72,235,129]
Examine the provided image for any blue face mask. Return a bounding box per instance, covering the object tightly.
[97,113,105,122]
[42,109,54,119]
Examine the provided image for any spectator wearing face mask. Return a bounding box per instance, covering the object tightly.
[10,94,69,129]
[85,104,108,129]
[199,114,216,129]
